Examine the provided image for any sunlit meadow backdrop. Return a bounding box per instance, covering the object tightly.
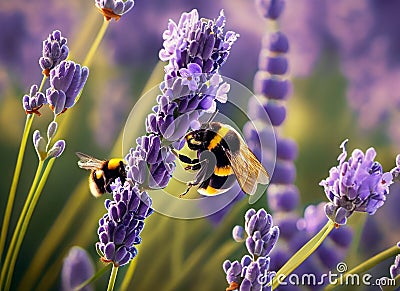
[0,0,399,290]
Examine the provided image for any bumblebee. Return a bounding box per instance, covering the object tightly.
[76,152,127,197]
[172,122,270,197]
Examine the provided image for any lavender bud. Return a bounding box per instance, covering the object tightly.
[254,74,290,100]
[39,30,69,76]
[47,140,66,158]
[233,225,246,242]
[33,130,46,160]
[47,121,58,140]
[22,84,47,116]
[267,32,289,53]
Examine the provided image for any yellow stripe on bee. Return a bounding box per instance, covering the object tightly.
[207,126,230,150]
[94,170,103,180]
[214,165,234,176]
[198,185,220,196]
[108,158,124,169]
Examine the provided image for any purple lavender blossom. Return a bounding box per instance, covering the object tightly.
[320,139,393,225]
[159,9,239,77]
[223,256,274,291]
[125,9,238,190]
[256,0,285,20]
[126,135,175,189]
[223,208,278,290]
[46,60,89,115]
[244,209,279,258]
[22,84,47,116]
[95,0,135,21]
[39,30,69,77]
[96,179,153,267]
[61,246,94,291]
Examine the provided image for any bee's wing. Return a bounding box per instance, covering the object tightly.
[226,140,270,195]
[76,152,105,170]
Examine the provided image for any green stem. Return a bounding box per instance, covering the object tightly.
[0,114,34,262]
[271,220,335,290]
[107,265,119,291]
[0,72,47,265]
[38,75,47,92]
[162,200,248,291]
[2,158,55,291]
[83,18,109,67]
[324,243,400,291]
[119,255,139,291]
[75,19,109,104]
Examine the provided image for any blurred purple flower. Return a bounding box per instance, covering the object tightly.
[95,0,135,21]
[0,2,78,91]
[39,30,69,76]
[267,184,299,212]
[256,0,285,20]
[320,139,393,225]
[22,84,47,116]
[277,0,400,142]
[46,60,89,115]
[61,246,94,291]
[96,179,153,267]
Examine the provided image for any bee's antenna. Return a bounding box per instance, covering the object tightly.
[207,110,219,123]
[202,110,219,129]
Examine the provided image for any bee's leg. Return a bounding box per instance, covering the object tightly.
[180,157,211,198]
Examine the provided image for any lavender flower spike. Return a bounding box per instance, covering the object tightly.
[39,30,69,76]
[244,208,279,258]
[46,60,89,115]
[96,179,153,267]
[223,208,278,290]
[320,139,393,225]
[126,9,238,190]
[95,0,134,21]
[22,84,47,116]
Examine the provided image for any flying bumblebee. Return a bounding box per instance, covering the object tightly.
[172,122,270,197]
[76,152,127,197]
